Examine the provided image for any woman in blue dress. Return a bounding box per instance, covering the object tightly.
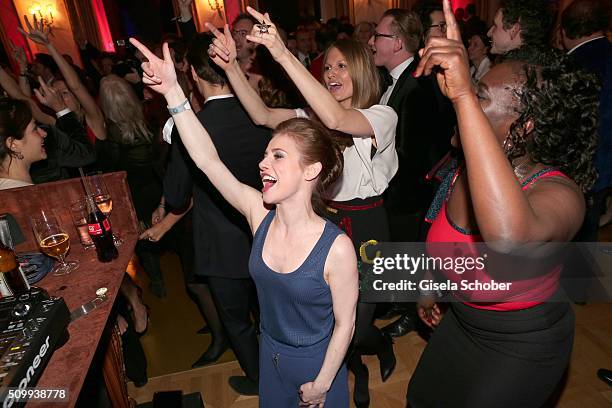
[129,38,359,407]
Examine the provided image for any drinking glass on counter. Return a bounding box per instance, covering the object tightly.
[88,174,123,246]
[31,209,79,276]
[70,199,94,249]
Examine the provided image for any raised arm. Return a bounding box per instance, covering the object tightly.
[300,234,358,406]
[207,23,294,128]
[129,38,268,232]
[9,42,32,98]
[20,16,107,140]
[414,0,584,248]
[0,67,55,125]
[243,8,375,138]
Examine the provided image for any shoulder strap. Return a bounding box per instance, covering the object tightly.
[521,168,569,190]
[253,209,275,246]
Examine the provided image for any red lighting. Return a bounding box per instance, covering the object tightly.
[91,0,114,52]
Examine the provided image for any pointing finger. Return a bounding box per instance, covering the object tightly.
[129,38,156,62]
[161,42,172,64]
[205,22,223,39]
[246,6,266,23]
[443,0,461,42]
[224,24,233,43]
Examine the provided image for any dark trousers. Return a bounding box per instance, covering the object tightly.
[207,276,260,382]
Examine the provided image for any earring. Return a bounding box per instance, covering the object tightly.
[502,136,512,154]
[15,152,24,160]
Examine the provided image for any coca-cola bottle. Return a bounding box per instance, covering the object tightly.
[0,239,30,298]
[86,195,118,262]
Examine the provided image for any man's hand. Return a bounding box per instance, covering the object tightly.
[34,76,66,112]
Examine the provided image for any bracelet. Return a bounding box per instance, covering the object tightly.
[167,99,191,115]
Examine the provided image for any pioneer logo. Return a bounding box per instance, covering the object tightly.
[2,336,50,408]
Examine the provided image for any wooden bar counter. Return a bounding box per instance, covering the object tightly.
[0,172,138,407]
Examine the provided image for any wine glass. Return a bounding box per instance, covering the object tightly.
[88,174,123,246]
[31,209,79,276]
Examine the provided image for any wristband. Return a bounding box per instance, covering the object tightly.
[167,99,191,115]
[55,108,72,118]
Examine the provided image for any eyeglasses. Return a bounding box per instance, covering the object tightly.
[231,29,249,38]
[428,22,447,33]
[372,31,398,40]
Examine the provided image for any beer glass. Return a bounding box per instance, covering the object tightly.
[31,209,79,276]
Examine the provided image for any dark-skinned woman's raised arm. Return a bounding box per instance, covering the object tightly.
[414,0,584,249]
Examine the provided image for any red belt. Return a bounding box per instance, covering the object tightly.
[327,199,384,212]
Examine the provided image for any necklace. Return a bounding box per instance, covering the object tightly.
[512,156,536,183]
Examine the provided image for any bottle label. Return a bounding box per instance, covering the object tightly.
[17,266,30,291]
[88,219,111,236]
[0,274,12,297]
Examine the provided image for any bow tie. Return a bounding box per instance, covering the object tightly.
[379,69,393,88]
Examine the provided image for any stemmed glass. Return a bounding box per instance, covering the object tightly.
[88,174,123,246]
[31,209,79,276]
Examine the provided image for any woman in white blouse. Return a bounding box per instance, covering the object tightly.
[208,8,398,406]
[0,99,47,190]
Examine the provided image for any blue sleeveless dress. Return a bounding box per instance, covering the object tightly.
[249,210,349,407]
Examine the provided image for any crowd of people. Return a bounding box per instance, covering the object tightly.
[0,0,610,406]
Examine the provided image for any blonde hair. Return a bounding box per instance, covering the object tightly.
[323,39,381,109]
[99,75,152,144]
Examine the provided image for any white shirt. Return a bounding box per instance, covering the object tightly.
[0,178,33,190]
[567,35,606,55]
[296,105,399,201]
[380,57,414,105]
[470,56,492,83]
[298,51,311,67]
[162,94,234,144]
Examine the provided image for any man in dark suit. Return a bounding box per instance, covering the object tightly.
[368,9,444,337]
[370,8,443,226]
[164,33,270,395]
[561,0,611,241]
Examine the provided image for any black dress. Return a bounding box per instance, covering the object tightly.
[102,122,162,224]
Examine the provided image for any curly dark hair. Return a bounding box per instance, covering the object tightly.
[501,0,554,48]
[503,54,600,192]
